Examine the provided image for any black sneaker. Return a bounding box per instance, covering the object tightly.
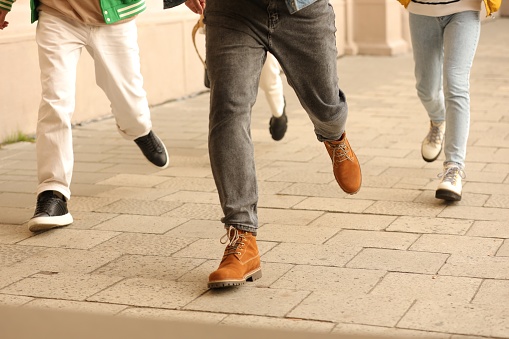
[269,109,288,141]
[28,191,73,232]
[134,131,169,168]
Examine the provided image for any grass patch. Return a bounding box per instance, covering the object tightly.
[1,131,35,147]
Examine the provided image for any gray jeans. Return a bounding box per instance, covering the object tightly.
[205,0,348,233]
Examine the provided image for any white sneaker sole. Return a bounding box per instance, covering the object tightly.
[28,213,73,232]
[436,189,461,201]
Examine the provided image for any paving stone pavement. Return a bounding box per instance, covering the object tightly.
[0,16,508,339]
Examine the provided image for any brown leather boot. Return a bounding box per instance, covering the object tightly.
[324,132,362,194]
[208,226,262,289]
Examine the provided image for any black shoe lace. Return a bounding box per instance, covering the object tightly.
[34,194,65,216]
[137,132,163,153]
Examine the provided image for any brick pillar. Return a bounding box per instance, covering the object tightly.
[351,0,410,56]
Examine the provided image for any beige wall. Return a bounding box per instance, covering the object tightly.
[0,1,411,142]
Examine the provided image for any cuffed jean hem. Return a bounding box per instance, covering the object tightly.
[37,184,71,201]
[227,224,258,236]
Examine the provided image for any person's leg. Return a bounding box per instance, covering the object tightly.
[442,11,480,168]
[269,0,361,193]
[435,11,480,201]
[409,13,447,162]
[260,53,287,141]
[259,52,285,118]
[87,20,168,168]
[29,11,85,231]
[205,0,267,234]
[205,0,268,288]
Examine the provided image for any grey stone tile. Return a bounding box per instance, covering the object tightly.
[347,248,448,274]
[439,255,509,279]
[162,203,223,220]
[497,239,509,256]
[220,314,335,333]
[409,234,503,256]
[365,201,445,217]
[67,211,118,230]
[0,294,33,306]
[10,248,121,274]
[155,166,212,178]
[0,224,33,244]
[471,279,509,306]
[0,266,39,289]
[118,307,226,324]
[155,177,217,192]
[67,196,120,212]
[93,214,187,234]
[271,265,385,293]
[310,213,396,231]
[262,242,361,267]
[24,299,127,315]
[96,186,178,200]
[2,272,123,301]
[18,229,120,250]
[387,216,473,235]
[257,223,340,244]
[467,220,509,238]
[326,230,419,250]
[95,199,183,216]
[438,205,509,221]
[0,181,36,194]
[0,244,45,266]
[88,278,207,309]
[288,291,414,326]
[371,272,481,302]
[93,233,195,256]
[347,187,422,202]
[332,323,450,338]
[258,194,307,209]
[279,182,347,198]
[0,207,33,225]
[257,208,324,226]
[95,174,170,188]
[463,182,509,195]
[484,194,509,208]
[185,286,310,317]
[398,300,509,337]
[93,254,206,280]
[164,219,225,239]
[0,192,34,209]
[158,191,220,205]
[293,197,374,213]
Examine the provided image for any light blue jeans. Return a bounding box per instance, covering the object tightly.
[205,0,347,233]
[409,11,481,169]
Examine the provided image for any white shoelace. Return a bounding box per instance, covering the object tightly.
[438,166,466,185]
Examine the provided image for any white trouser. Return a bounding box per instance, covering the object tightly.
[35,11,152,200]
[259,53,285,118]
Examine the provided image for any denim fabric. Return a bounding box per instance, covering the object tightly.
[409,11,480,169]
[205,0,347,233]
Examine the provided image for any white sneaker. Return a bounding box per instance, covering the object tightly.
[422,121,445,162]
[435,164,465,201]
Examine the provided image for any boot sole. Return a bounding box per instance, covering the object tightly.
[436,189,461,201]
[208,268,262,289]
[28,214,73,232]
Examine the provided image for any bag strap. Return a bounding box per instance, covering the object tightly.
[192,14,206,68]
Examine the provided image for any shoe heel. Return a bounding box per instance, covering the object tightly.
[246,269,262,282]
[436,189,461,201]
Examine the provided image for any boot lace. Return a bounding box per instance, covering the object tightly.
[220,226,245,256]
[438,166,466,185]
[426,123,444,145]
[328,142,352,164]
